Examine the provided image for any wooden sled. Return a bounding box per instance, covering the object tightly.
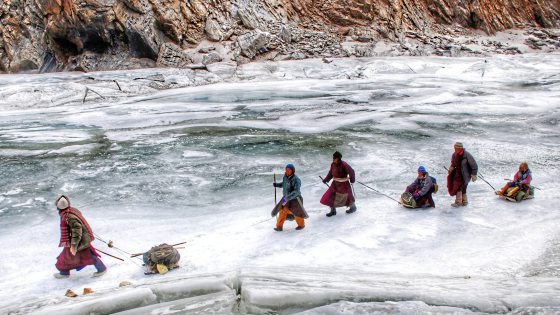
[498,194,534,203]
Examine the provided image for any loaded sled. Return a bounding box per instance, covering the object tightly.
[497,186,535,203]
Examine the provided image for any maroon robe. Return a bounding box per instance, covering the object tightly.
[320,161,356,207]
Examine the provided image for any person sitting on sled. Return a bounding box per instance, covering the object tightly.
[401,166,436,208]
[271,164,308,231]
[496,162,533,201]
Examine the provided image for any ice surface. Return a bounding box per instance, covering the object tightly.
[0,55,559,314]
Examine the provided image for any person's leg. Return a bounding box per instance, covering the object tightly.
[462,185,468,206]
[326,206,336,217]
[294,211,305,229]
[275,208,288,231]
[93,253,107,272]
[507,186,520,197]
[497,183,510,195]
[452,191,463,207]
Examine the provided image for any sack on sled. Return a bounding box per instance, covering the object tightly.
[142,244,180,275]
[400,192,417,208]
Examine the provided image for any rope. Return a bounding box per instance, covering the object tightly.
[356,181,402,205]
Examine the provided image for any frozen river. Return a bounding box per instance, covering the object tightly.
[0,55,559,314]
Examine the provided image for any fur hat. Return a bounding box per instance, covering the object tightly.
[333,151,342,160]
[56,195,70,210]
[454,142,464,149]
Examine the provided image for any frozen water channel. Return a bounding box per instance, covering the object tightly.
[0,55,559,314]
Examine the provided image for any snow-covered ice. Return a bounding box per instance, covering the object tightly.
[0,55,559,314]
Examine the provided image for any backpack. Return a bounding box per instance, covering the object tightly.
[430,176,438,194]
[142,243,180,274]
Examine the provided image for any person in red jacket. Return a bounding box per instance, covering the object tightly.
[320,151,357,217]
[54,195,107,279]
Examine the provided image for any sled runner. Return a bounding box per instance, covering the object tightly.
[498,194,534,203]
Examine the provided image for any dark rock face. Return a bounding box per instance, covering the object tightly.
[0,0,559,73]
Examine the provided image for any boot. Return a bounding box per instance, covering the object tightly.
[54,273,70,279]
[295,226,305,230]
[346,204,357,214]
[326,207,336,217]
[273,227,283,232]
[496,184,509,196]
[92,270,107,277]
[507,186,520,198]
[451,192,462,208]
[462,194,468,206]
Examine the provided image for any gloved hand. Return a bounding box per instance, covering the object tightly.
[412,192,420,199]
[322,179,328,184]
[350,180,355,184]
[471,175,477,182]
[281,197,287,205]
[448,166,454,174]
[273,182,276,187]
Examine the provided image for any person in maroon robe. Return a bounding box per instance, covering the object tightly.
[54,195,107,279]
[320,151,357,217]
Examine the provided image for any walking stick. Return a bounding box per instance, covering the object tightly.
[274,173,277,204]
[477,174,497,191]
[319,176,330,187]
[356,181,402,205]
[96,249,124,261]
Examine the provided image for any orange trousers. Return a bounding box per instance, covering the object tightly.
[276,207,305,229]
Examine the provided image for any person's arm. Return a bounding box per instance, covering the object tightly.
[273,182,283,188]
[417,177,434,197]
[520,173,532,185]
[468,152,478,176]
[68,217,83,254]
[323,166,333,183]
[343,162,356,183]
[448,154,455,173]
[405,179,418,193]
[286,177,302,200]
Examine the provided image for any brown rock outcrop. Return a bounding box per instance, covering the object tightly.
[0,0,558,72]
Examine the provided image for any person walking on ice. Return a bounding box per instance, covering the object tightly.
[320,151,357,217]
[271,164,308,231]
[446,142,478,207]
[54,195,107,278]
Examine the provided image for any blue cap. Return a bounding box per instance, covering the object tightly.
[286,164,295,172]
[418,166,427,173]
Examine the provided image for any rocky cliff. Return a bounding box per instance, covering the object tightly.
[1,0,559,73]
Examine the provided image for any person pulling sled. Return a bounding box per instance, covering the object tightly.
[320,151,357,217]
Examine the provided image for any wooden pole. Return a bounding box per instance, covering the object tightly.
[274,173,277,205]
[96,249,124,261]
